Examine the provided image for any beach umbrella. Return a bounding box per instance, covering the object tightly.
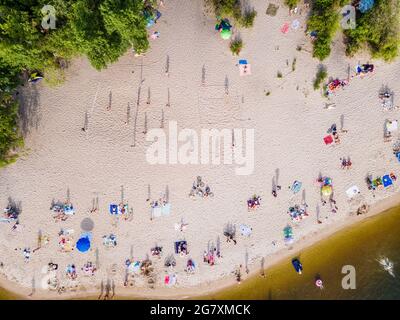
[220,29,232,40]
[76,236,91,253]
[321,185,332,196]
[346,185,360,198]
[324,135,333,145]
[359,0,375,13]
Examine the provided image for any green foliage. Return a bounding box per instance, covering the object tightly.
[307,0,342,61]
[209,0,257,28]
[230,38,243,55]
[314,65,328,90]
[238,9,257,28]
[285,0,298,10]
[0,0,149,72]
[344,0,400,62]
[0,0,151,166]
[0,93,23,167]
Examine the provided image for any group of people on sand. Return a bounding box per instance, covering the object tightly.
[247,195,261,211]
[203,242,221,266]
[189,176,213,199]
[340,157,352,169]
[51,201,75,222]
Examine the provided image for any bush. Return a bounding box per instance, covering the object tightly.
[344,0,400,62]
[313,65,328,90]
[209,0,257,28]
[285,0,298,10]
[238,9,257,28]
[230,38,243,55]
[0,93,23,167]
[307,0,342,61]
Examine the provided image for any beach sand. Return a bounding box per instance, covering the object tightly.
[1,0,400,299]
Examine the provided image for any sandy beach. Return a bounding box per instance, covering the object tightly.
[1,0,400,299]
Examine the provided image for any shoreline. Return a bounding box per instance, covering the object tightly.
[1,0,400,301]
[1,190,400,300]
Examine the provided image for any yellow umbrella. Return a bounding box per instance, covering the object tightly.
[321,185,332,196]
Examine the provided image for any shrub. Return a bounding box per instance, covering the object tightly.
[0,93,23,167]
[230,38,243,55]
[307,0,342,61]
[209,0,257,28]
[344,0,400,62]
[285,0,298,10]
[238,9,257,28]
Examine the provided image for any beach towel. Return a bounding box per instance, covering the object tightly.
[324,135,333,145]
[291,181,302,194]
[239,64,251,76]
[151,206,162,218]
[174,240,187,254]
[239,224,252,237]
[280,22,289,34]
[128,261,141,274]
[109,204,118,215]
[150,31,160,39]
[291,19,300,30]
[162,202,171,216]
[396,152,400,162]
[239,60,248,65]
[382,175,393,188]
[386,120,398,132]
[346,185,360,198]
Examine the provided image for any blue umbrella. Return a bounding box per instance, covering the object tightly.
[76,236,91,253]
[359,0,375,13]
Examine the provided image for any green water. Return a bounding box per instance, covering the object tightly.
[1,206,400,300]
[205,206,400,300]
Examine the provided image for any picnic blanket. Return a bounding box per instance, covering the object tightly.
[291,180,302,194]
[383,175,393,188]
[239,64,251,76]
[239,224,252,237]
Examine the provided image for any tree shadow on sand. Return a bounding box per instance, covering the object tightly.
[17,84,41,137]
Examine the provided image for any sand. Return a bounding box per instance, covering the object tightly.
[1,0,400,299]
